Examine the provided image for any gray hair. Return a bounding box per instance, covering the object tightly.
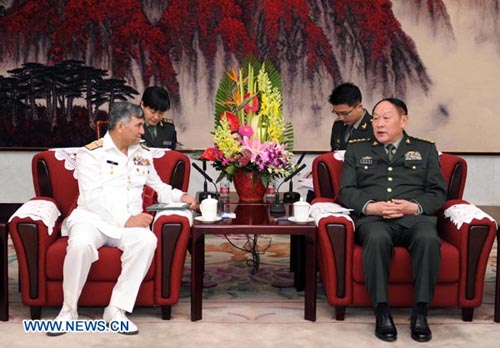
[108,102,144,130]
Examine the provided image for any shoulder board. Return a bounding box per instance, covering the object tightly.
[85,139,103,150]
[348,137,371,144]
[161,118,175,125]
[410,136,435,144]
[140,143,150,151]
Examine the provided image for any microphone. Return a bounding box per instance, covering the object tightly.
[192,162,219,202]
[283,153,306,204]
[270,163,307,215]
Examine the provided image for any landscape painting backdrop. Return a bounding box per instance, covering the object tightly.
[0,0,499,152]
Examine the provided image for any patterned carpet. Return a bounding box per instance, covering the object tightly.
[5,234,498,323]
[4,234,500,348]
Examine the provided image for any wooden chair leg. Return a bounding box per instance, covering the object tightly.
[461,307,474,322]
[335,306,346,320]
[161,305,172,320]
[30,306,41,320]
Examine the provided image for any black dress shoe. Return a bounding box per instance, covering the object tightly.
[411,314,432,342]
[375,313,397,342]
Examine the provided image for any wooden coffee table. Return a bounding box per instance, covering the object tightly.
[191,202,317,321]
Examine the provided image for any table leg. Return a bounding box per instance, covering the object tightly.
[191,232,204,321]
[0,223,8,321]
[304,233,316,322]
[495,227,500,322]
[293,235,306,291]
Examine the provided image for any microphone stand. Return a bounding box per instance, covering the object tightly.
[282,152,305,204]
[202,161,208,196]
[192,161,219,202]
[270,163,307,215]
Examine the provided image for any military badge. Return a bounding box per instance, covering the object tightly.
[133,155,151,166]
[404,151,422,161]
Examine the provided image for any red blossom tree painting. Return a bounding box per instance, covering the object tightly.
[0,0,499,151]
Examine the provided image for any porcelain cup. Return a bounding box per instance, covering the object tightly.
[293,200,311,222]
[200,195,218,221]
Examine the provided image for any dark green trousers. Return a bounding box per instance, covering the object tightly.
[357,220,441,306]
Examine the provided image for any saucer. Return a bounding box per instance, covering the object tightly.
[288,216,314,224]
[195,216,222,223]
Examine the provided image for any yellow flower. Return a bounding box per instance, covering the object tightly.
[214,120,239,157]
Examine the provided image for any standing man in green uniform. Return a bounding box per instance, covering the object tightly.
[329,82,373,151]
[306,82,374,202]
[140,86,177,149]
[339,98,446,343]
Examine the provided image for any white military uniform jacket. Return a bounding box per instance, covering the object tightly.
[63,132,185,239]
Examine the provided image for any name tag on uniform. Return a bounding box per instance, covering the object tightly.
[359,156,373,165]
[404,151,422,161]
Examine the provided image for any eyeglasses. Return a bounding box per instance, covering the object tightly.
[332,103,359,117]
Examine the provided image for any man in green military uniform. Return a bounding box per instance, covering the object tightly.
[140,86,177,149]
[339,98,446,343]
[329,82,373,151]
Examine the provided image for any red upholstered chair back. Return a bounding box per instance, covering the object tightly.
[32,149,191,219]
[312,152,467,202]
[32,150,79,218]
[312,152,344,201]
[154,150,190,192]
[438,153,467,200]
[96,120,109,139]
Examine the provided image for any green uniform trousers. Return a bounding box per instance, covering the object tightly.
[356,220,441,306]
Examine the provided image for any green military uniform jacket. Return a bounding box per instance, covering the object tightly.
[330,111,373,151]
[339,132,447,228]
[143,118,177,149]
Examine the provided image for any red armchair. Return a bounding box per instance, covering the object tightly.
[312,152,496,321]
[9,148,191,320]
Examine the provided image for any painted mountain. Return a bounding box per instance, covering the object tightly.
[0,0,498,151]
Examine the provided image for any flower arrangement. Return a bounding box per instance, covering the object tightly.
[200,58,295,187]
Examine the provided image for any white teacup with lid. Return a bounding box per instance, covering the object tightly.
[200,195,218,221]
[293,198,311,222]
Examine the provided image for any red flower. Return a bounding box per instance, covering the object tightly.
[243,93,259,113]
[220,111,239,132]
[200,147,222,161]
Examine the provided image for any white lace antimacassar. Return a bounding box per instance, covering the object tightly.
[9,200,61,235]
[443,204,497,229]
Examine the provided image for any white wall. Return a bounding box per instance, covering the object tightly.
[0,151,499,206]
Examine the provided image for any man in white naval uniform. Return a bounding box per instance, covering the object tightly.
[49,102,196,336]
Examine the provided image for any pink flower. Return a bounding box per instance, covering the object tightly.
[238,125,254,137]
[238,149,252,167]
[241,136,262,162]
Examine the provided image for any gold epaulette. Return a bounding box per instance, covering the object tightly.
[85,139,103,150]
[140,143,150,151]
[410,136,435,144]
[348,137,371,144]
[161,118,174,125]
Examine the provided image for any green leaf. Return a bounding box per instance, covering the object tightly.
[283,121,294,150]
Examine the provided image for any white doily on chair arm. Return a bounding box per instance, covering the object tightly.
[150,148,171,159]
[333,150,346,161]
[153,209,193,227]
[443,204,498,230]
[8,199,61,235]
[311,202,355,230]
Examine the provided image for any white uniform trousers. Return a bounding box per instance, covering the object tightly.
[62,223,157,313]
